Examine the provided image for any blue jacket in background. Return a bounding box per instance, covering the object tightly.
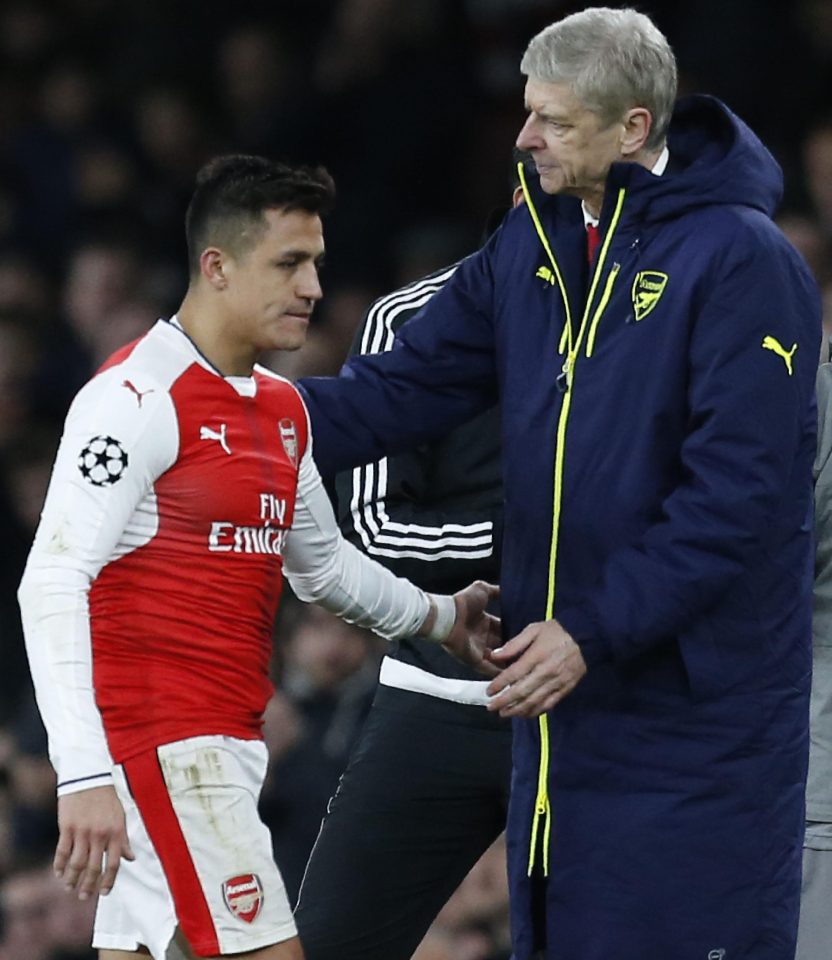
[300,96,822,960]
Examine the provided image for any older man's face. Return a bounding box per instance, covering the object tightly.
[516,78,626,205]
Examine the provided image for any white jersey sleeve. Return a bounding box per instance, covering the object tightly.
[18,367,177,795]
[284,429,455,640]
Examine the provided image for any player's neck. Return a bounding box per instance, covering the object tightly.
[176,294,257,378]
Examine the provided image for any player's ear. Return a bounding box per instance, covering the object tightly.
[200,248,230,290]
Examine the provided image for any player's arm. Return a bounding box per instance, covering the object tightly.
[18,369,176,897]
[299,241,500,478]
[283,434,502,673]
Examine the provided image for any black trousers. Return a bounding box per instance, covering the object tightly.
[293,684,512,960]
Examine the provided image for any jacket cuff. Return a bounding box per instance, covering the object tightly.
[556,606,613,667]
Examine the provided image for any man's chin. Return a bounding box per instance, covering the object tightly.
[538,171,566,195]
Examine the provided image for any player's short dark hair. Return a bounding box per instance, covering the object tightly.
[185,154,336,276]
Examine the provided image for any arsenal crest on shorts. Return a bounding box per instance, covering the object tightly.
[278,418,298,466]
[222,873,264,923]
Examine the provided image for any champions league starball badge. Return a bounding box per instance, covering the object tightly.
[78,436,129,486]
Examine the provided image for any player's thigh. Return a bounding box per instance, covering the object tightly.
[123,737,297,957]
[295,696,511,960]
[99,950,151,958]
[173,928,305,960]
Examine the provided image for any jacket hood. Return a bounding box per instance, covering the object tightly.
[606,95,784,225]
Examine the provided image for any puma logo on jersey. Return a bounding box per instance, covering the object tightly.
[200,423,231,455]
[761,336,797,376]
[122,379,155,407]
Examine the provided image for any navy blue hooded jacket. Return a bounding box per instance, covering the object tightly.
[300,97,821,960]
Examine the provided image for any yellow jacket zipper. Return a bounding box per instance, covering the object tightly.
[518,163,626,875]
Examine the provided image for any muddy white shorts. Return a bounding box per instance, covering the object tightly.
[92,735,297,958]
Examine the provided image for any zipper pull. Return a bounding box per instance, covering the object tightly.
[556,355,573,393]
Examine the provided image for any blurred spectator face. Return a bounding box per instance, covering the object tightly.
[261,692,302,762]
[0,3,56,66]
[76,142,136,210]
[0,865,95,960]
[5,443,54,532]
[8,751,55,811]
[40,63,95,133]
[43,870,96,953]
[0,318,38,447]
[136,88,205,176]
[799,0,832,55]
[287,606,371,691]
[63,243,139,346]
[804,122,832,229]
[0,866,54,960]
[91,299,156,366]
[0,256,52,316]
[219,27,285,112]
[776,212,831,286]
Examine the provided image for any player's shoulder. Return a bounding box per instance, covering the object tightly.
[253,364,304,401]
[252,365,310,421]
[69,321,187,428]
[252,365,311,458]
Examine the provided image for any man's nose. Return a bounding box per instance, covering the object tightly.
[516,115,542,151]
[297,264,323,302]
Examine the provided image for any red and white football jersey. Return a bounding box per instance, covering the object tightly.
[19,319,440,796]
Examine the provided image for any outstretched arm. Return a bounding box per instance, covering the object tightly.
[300,242,500,477]
[284,437,502,674]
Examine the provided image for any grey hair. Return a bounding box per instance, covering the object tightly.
[520,7,677,152]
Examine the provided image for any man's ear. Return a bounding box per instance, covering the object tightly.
[199,247,229,290]
[620,107,653,158]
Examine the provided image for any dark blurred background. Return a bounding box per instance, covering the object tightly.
[0,2,830,957]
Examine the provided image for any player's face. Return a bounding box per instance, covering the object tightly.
[516,78,626,208]
[225,208,325,353]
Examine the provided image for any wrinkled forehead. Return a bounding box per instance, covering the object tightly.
[523,77,596,122]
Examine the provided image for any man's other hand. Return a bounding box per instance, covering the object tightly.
[55,784,134,900]
[485,619,587,716]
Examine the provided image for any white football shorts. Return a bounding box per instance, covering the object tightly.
[92,735,297,958]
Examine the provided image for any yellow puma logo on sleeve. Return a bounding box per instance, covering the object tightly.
[761,336,797,376]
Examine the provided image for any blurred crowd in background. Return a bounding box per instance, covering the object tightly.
[0,1,830,957]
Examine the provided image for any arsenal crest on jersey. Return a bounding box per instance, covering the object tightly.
[278,418,298,466]
[222,873,263,923]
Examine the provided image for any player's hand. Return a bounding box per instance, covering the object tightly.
[55,785,134,900]
[485,619,587,716]
[441,580,502,677]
